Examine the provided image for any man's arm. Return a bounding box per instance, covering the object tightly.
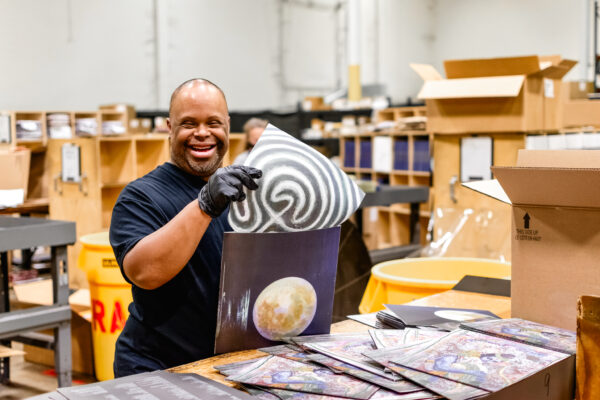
[121,165,262,290]
[122,200,211,290]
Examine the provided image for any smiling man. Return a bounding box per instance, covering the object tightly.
[109,79,262,377]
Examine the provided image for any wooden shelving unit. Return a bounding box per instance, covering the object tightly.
[339,106,432,250]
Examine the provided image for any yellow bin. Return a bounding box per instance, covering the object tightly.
[359,257,510,314]
[78,232,132,381]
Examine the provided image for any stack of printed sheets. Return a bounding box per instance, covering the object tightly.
[217,319,576,400]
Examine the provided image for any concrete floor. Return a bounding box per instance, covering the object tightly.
[0,343,95,399]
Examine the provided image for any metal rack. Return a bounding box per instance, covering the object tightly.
[0,216,76,387]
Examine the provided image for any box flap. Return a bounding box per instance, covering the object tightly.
[418,75,524,100]
[534,59,577,79]
[444,55,541,79]
[410,63,443,81]
[462,179,511,204]
[516,149,600,168]
[492,166,600,208]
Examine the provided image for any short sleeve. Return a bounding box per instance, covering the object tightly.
[109,186,168,284]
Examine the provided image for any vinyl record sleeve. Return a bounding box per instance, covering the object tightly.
[215,227,340,353]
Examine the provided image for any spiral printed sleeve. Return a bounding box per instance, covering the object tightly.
[228,124,365,232]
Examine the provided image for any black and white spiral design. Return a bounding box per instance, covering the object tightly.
[229,125,365,232]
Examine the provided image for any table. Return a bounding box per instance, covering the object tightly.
[0,198,49,216]
[0,216,76,387]
[170,289,510,388]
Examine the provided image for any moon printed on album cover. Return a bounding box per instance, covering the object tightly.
[229,124,365,232]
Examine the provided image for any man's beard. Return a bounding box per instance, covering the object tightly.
[171,141,226,178]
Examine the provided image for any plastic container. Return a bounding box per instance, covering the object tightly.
[78,232,132,381]
[359,257,510,314]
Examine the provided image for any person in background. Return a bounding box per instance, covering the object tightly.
[233,117,268,165]
[109,78,262,377]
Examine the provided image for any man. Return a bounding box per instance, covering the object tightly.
[109,78,262,377]
[233,117,268,165]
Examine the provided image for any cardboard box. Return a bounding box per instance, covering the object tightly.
[0,146,31,206]
[465,150,600,331]
[411,55,576,133]
[12,280,94,376]
[561,81,600,128]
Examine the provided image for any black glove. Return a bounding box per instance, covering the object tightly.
[198,165,262,218]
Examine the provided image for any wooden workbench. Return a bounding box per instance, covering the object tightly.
[170,289,511,388]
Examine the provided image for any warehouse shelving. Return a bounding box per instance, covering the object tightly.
[339,106,432,250]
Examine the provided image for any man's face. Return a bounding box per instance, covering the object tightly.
[167,82,230,178]
[247,127,264,149]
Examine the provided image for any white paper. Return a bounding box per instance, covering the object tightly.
[61,143,81,183]
[548,134,567,150]
[372,136,392,173]
[583,133,600,149]
[0,189,25,208]
[460,136,493,182]
[462,179,511,205]
[565,133,584,150]
[0,115,11,144]
[544,78,554,98]
[369,207,378,222]
[525,135,549,150]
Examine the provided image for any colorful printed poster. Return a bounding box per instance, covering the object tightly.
[391,330,568,392]
[365,340,490,400]
[296,333,397,380]
[306,352,424,395]
[226,355,379,400]
[369,329,448,349]
[460,318,576,354]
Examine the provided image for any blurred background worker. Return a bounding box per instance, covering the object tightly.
[233,117,268,165]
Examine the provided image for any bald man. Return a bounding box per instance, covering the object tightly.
[109,79,262,377]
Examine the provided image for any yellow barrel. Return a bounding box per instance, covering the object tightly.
[78,232,132,381]
[359,257,510,314]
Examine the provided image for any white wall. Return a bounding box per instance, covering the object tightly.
[429,0,592,81]
[0,0,156,110]
[0,0,595,111]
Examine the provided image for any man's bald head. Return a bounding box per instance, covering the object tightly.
[169,78,228,116]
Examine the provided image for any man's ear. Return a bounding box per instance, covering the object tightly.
[166,118,172,131]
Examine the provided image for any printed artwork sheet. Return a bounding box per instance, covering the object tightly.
[460,318,576,354]
[369,329,448,349]
[390,330,569,392]
[295,333,397,380]
[364,341,489,400]
[226,355,379,400]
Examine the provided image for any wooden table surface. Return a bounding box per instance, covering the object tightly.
[0,197,49,215]
[170,290,511,388]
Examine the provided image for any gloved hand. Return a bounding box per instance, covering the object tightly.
[198,165,262,218]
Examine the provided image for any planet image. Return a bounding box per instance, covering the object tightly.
[253,277,317,341]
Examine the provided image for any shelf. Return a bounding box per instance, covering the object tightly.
[99,140,135,185]
[136,137,168,176]
[100,182,129,189]
[390,170,410,175]
[411,171,431,177]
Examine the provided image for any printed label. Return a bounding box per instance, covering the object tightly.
[515,212,542,241]
[102,258,119,268]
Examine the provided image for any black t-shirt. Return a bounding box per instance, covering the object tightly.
[109,162,231,374]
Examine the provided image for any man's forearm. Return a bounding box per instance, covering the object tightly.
[122,200,211,290]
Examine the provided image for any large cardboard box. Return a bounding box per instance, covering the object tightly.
[561,81,600,128]
[411,55,576,133]
[467,150,600,331]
